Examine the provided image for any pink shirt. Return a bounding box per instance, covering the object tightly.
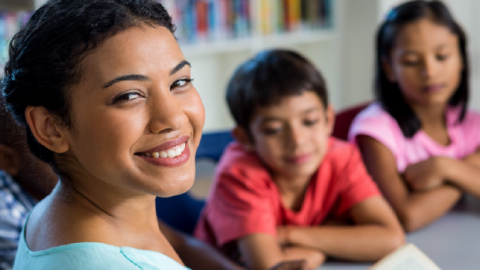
[348,102,480,172]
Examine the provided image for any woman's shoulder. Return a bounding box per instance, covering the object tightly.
[15,240,188,270]
[16,207,188,270]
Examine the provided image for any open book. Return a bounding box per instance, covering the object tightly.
[369,243,441,270]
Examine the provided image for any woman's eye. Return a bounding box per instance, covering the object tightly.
[112,92,142,104]
[437,54,449,61]
[171,78,193,90]
[304,119,319,126]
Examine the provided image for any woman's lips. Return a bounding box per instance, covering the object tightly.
[135,135,191,167]
[136,143,190,168]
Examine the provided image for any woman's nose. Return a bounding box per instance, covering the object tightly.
[148,90,189,134]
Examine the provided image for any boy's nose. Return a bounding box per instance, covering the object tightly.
[286,125,306,149]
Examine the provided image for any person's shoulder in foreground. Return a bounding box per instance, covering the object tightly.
[14,215,188,270]
[195,49,404,270]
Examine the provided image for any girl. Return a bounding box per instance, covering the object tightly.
[349,0,480,232]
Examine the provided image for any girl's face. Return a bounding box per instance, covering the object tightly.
[384,18,463,107]
[61,26,204,197]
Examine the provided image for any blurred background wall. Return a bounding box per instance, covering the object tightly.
[1,0,479,133]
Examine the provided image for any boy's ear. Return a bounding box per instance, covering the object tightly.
[232,126,255,151]
[326,104,335,136]
[0,145,20,177]
[382,57,397,82]
[24,106,70,154]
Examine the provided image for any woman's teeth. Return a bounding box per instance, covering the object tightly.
[143,143,186,159]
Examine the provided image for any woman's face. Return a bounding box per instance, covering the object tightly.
[62,26,204,197]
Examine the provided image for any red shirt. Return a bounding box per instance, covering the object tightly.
[194,138,380,247]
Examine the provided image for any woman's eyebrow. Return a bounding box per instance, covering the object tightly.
[102,74,149,88]
[170,60,191,76]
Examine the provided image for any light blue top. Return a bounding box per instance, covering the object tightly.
[13,219,190,270]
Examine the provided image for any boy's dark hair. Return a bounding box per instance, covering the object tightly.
[226,49,328,130]
[2,0,175,176]
[376,0,468,138]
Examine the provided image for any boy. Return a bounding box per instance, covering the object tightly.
[194,50,405,270]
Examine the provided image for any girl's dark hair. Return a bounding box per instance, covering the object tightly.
[226,49,328,131]
[2,0,175,175]
[375,0,468,137]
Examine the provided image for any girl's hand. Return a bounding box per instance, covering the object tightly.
[404,157,449,191]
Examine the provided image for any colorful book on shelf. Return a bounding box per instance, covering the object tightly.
[369,243,441,270]
[158,0,332,45]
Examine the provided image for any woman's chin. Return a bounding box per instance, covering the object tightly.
[154,176,195,198]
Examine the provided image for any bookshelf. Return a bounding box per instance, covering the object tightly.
[160,0,341,131]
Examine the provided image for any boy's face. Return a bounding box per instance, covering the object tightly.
[240,91,334,180]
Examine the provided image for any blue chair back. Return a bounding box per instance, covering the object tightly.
[156,131,234,234]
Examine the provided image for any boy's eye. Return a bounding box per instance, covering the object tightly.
[262,127,282,135]
[112,91,143,104]
[304,119,319,126]
[171,78,193,90]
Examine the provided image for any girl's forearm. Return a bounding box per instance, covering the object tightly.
[399,186,461,232]
[283,225,404,261]
[444,157,480,199]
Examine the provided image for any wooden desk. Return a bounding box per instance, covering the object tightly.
[320,195,480,270]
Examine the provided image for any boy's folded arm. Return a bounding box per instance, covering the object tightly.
[278,196,404,261]
[237,233,325,270]
[356,135,461,232]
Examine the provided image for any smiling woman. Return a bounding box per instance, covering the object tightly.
[2,0,205,269]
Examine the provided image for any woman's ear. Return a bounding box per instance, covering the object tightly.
[24,106,70,154]
[231,126,255,152]
[382,57,397,82]
[326,104,335,136]
[0,145,20,177]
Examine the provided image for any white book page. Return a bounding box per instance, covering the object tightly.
[369,243,441,270]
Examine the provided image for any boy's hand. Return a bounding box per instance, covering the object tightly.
[283,247,325,270]
[277,226,290,246]
[268,260,307,270]
[404,157,448,191]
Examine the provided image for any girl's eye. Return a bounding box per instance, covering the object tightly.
[171,78,193,90]
[403,60,419,66]
[112,92,143,104]
[304,119,319,126]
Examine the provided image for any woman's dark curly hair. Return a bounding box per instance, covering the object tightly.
[375,0,468,138]
[2,0,175,176]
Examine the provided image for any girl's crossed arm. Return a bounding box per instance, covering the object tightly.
[408,149,480,199]
[357,135,462,232]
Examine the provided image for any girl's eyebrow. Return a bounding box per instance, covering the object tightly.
[102,74,149,88]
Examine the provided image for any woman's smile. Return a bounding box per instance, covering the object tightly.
[135,135,191,167]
